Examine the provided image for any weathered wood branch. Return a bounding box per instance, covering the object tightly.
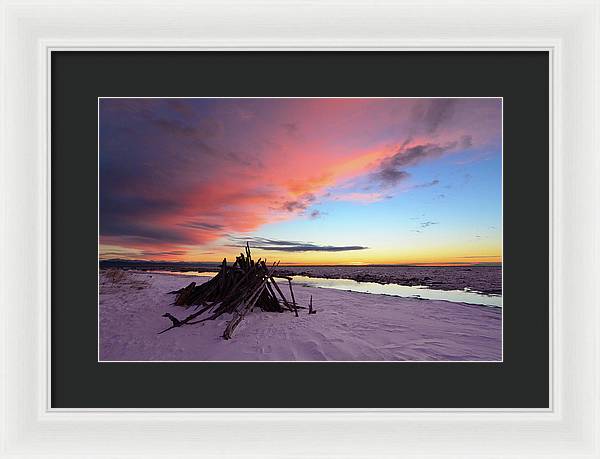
[174,282,196,305]
[308,295,316,314]
[287,278,298,317]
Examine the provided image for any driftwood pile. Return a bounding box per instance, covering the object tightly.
[159,243,313,339]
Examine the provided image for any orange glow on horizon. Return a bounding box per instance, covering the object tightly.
[99,243,501,266]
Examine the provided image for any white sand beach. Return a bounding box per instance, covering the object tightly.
[99,270,502,361]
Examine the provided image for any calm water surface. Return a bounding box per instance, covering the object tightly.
[145,270,502,308]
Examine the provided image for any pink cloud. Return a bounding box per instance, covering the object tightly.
[99,98,501,260]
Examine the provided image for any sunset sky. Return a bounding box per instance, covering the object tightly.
[99,98,502,265]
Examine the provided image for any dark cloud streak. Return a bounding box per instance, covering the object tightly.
[414,179,440,189]
[227,236,368,253]
[278,193,316,213]
[370,135,472,189]
[179,221,225,231]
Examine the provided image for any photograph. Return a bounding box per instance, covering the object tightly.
[98,97,502,362]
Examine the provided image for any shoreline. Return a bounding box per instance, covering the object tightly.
[128,268,502,308]
[99,271,502,362]
[107,263,502,296]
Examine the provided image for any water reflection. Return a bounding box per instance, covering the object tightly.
[144,270,502,308]
[289,275,501,308]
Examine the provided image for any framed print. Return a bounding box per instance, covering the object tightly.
[1,1,599,458]
[53,51,546,410]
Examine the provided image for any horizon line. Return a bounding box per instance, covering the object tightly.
[99,257,502,266]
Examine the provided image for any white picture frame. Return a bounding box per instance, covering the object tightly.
[1,0,598,457]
